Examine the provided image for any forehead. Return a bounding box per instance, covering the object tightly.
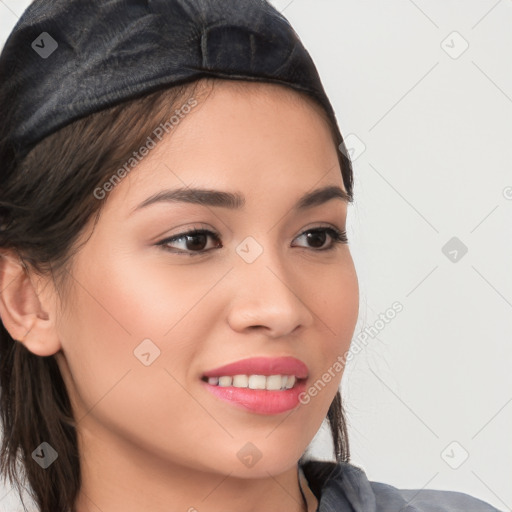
[103,78,345,214]
[191,78,335,138]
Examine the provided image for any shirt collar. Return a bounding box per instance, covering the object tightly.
[301,461,377,512]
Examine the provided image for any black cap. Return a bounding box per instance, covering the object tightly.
[0,0,352,184]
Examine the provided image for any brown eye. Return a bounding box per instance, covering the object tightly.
[157,229,222,255]
[292,228,348,251]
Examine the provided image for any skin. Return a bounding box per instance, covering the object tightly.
[0,80,359,512]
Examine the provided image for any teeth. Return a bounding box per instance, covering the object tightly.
[206,374,297,390]
[233,375,248,387]
[284,375,296,389]
[265,375,282,390]
[218,376,232,387]
[248,375,266,389]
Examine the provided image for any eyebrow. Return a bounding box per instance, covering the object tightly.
[129,184,352,216]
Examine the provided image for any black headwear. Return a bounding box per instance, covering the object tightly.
[0,0,352,190]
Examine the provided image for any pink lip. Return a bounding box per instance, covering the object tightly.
[200,356,309,415]
[201,356,309,379]
[201,379,308,415]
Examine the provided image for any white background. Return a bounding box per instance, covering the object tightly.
[0,1,511,510]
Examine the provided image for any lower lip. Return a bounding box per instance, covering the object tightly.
[201,379,307,415]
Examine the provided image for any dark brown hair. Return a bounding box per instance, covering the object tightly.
[0,77,353,512]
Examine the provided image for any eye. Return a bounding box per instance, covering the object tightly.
[292,227,348,251]
[156,226,348,256]
[156,228,222,254]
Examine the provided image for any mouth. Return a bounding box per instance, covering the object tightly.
[200,374,307,390]
[199,356,309,415]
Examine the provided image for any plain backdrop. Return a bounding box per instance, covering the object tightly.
[0,1,511,511]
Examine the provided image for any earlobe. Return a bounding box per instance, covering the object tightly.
[0,249,62,356]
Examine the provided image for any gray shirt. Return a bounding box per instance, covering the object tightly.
[300,460,503,512]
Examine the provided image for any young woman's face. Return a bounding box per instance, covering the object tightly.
[53,80,359,478]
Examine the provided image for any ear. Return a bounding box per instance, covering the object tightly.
[0,249,62,356]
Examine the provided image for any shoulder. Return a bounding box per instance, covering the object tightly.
[370,480,502,511]
[300,459,503,512]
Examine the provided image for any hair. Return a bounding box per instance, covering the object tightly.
[0,76,354,512]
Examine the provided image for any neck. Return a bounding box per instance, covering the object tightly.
[299,466,319,512]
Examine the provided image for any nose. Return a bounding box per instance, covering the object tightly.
[226,241,315,338]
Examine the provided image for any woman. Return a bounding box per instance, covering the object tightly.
[0,1,502,511]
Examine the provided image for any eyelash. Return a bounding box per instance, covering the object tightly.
[156,226,348,256]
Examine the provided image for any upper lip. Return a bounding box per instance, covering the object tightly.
[202,356,309,379]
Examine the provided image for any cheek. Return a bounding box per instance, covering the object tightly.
[301,259,358,407]
[55,252,223,460]
[69,249,214,343]
[58,249,226,403]
[308,256,359,351]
